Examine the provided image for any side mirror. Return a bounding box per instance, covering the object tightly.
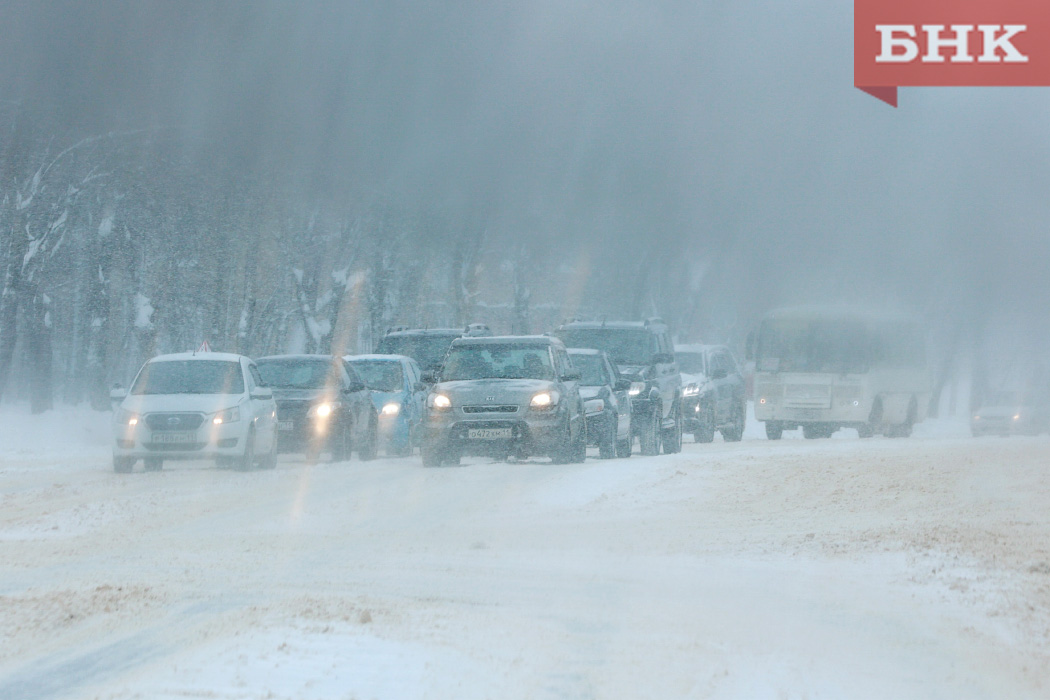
[614,378,632,392]
[421,370,438,384]
[110,385,127,402]
[560,370,581,382]
[711,368,728,381]
[250,387,273,400]
[414,381,426,392]
[652,353,674,365]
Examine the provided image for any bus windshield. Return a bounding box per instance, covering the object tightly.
[756,319,870,374]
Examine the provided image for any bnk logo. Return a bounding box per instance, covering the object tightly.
[855,1,1050,106]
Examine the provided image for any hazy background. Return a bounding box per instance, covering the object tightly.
[1,0,1047,408]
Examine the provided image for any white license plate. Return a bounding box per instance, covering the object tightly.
[151,432,195,444]
[278,421,295,431]
[467,428,512,440]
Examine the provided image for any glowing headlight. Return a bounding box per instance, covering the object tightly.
[116,409,139,427]
[428,394,451,410]
[381,402,401,416]
[1013,414,1021,421]
[309,402,342,418]
[628,382,645,396]
[759,398,767,405]
[682,384,700,397]
[128,417,138,426]
[531,391,560,408]
[212,407,240,425]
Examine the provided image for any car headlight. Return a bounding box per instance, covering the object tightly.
[428,394,452,410]
[116,409,139,427]
[1013,413,1021,421]
[381,402,401,416]
[212,407,240,425]
[682,383,700,397]
[628,382,645,396]
[530,390,560,409]
[309,402,342,418]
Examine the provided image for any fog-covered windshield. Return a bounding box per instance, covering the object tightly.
[568,353,608,386]
[375,335,457,370]
[676,352,706,375]
[255,359,334,389]
[556,329,651,366]
[131,360,244,395]
[350,361,403,392]
[442,345,554,381]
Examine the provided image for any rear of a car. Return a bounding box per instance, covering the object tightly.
[112,353,273,470]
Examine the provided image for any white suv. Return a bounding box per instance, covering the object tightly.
[111,353,278,472]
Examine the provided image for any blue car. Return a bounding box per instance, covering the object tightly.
[345,354,427,456]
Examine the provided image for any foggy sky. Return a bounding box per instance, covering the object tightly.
[2,0,1049,341]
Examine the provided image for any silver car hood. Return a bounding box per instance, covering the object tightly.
[435,378,556,405]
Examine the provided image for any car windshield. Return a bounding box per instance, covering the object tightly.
[131,360,245,395]
[568,354,607,386]
[676,352,705,375]
[255,359,336,389]
[984,391,1030,406]
[375,334,458,370]
[556,329,651,366]
[350,361,403,392]
[442,345,554,381]
[756,319,870,374]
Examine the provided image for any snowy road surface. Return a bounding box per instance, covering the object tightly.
[1,409,1049,699]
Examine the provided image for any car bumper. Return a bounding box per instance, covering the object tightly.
[113,421,251,460]
[423,411,566,457]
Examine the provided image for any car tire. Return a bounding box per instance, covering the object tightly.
[639,405,661,456]
[616,434,632,458]
[143,458,163,472]
[358,414,379,461]
[721,405,745,443]
[421,441,444,467]
[113,457,134,473]
[571,419,587,463]
[694,407,715,443]
[661,402,683,454]
[765,422,784,440]
[259,431,278,470]
[330,420,353,462]
[598,414,617,459]
[551,420,575,464]
[236,430,256,470]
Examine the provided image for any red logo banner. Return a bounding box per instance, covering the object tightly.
[855,0,1050,106]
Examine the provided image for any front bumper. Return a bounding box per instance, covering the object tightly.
[113,420,250,460]
[423,409,566,457]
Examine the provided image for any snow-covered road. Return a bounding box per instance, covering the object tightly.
[1,409,1048,699]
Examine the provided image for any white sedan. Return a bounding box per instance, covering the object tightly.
[111,352,278,472]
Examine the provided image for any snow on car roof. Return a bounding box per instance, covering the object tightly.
[255,354,339,362]
[567,347,603,355]
[149,352,245,363]
[451,335,558,346]
[345,354,412,363]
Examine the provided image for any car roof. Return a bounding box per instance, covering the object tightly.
[557,321,653,331]
[345,353,413,363]
[567,348,603,356]
[255,354,341,363]
[382,328,466,338]
[149,352,245,363]
[450,335,563,348]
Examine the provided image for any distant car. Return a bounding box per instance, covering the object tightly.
[553,319,683,455]
[111,352,277,472]
[971,391,1050,437]
[568,348,633,458]
[421,335,586,466]
[374,324,493,374]
[255,355,378,461]
[346,354,427,456]
[675,344,746,443]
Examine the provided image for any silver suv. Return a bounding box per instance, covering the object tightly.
[420,336,586,465]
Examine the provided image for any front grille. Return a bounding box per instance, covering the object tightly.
[275,400,310,420]
[784,384,831,408]
[145,413,205,431]
[145,441,206,451]
[463,405,519,414]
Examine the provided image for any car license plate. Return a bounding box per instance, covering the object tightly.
[151,432,194,444]
[278,421,295,431]
[467,428,512,440]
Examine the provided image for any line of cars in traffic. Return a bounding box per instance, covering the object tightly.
[109,319,749,472]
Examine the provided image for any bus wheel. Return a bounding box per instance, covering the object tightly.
[765,422,783,440]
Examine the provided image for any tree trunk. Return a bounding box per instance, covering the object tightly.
[0,210,28,401]
[26,287,53,413]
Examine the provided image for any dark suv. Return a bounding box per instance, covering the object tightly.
[675,344,746,443]
[420,336,585,465]
[554,319,682,455]
[375,324,493,373]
